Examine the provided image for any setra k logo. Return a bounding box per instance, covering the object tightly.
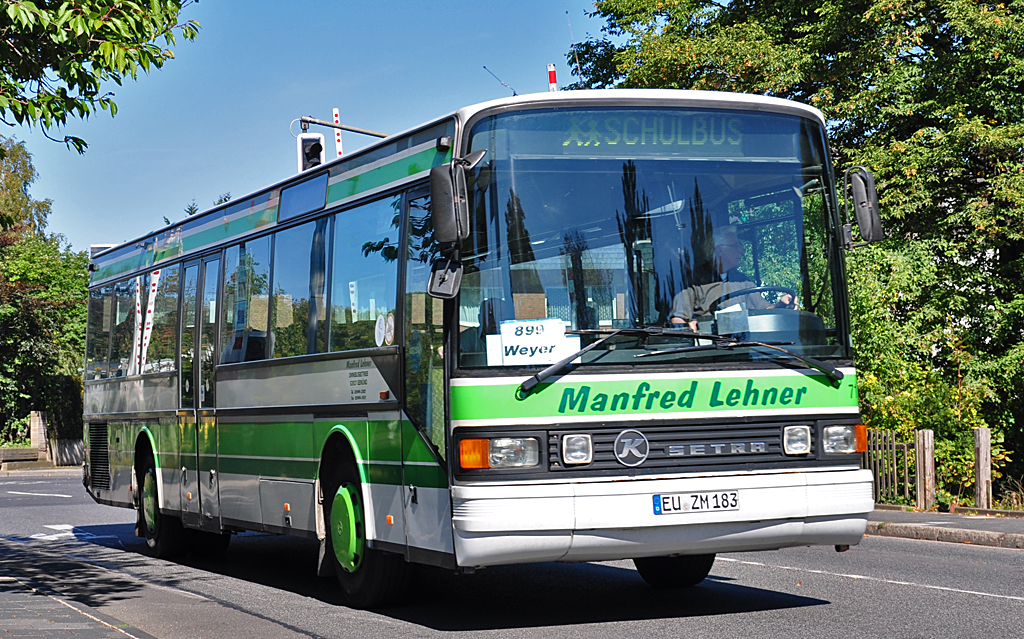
[613,429,649,467]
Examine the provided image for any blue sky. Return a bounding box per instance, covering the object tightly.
[18,1,607,253]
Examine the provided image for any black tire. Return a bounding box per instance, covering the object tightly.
[137,449,188,559]
[321,440,408,608]
[190,530,232,559]
[633,553,716,589]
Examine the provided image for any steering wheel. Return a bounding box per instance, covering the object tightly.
[709,285,798,313]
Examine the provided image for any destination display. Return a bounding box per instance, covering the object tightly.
[470,108,810,160]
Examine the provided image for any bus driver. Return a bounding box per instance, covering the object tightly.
[670,225,771,331]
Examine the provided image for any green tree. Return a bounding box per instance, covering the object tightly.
[0,136,51,233]
[0,230,88,442]
[570,0,1024,496]
[0,1,200,152]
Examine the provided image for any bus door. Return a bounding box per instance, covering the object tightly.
[196,256,222,529]
[178,257,223,531]
[178,262,201,528]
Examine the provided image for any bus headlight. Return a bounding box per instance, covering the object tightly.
[823,424,867,454]
[562,434,593,465]
[783,425,812,455]
[489,437,539,468]
[459,437,540,469]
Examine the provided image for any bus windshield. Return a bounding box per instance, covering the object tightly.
[457,106,847,369]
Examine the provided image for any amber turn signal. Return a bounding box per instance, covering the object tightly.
[855,424,867,453]
[460,438,490,469]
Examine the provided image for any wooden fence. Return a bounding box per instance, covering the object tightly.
[863,428,937,510]
[863,429,915,504]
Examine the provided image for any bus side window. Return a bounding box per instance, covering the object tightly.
[271,218,328,358]
[328,195,400,352]
[108,275,144,377]
[85,286,113,380]
[220,237,272,364]
[140,264,180,374]
[403,191,445,457]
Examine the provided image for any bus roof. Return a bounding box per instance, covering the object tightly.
[453,89,827,128]
[89,89,826,287]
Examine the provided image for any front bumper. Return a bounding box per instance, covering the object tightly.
[452,467,873,567]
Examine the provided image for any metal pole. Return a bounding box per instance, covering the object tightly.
[299,116,388,139]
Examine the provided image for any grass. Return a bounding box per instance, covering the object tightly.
[995,477,1024,511]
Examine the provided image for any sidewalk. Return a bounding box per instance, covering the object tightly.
[0,572,155,639]
[867,507,1024,549]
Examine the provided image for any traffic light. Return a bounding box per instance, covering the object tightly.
[297,132,325,172]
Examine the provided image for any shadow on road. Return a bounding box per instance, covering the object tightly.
[54,523,827,631]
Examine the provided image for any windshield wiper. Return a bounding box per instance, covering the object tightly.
[517,327,712,396]
[636,340,844,386]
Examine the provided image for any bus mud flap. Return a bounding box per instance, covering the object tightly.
[314,479,332,578]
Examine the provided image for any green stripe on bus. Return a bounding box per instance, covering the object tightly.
[178,205,277,254]
[91,204,278,285]
[403,463,448,489]
[217,456,318,479]
[219,421,318,459]
[364,462,402,485]
[450,372,859,421]
[327,146,449,205]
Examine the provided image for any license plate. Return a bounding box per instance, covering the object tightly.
[653,491,739,515]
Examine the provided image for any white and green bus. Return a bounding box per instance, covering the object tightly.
[84,89,881,608]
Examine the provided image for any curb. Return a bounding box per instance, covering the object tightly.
[867,521,1024,550]
[0,465,80,476]
[874,503,1024,519]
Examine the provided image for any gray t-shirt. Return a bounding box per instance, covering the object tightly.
[670,270,769,323]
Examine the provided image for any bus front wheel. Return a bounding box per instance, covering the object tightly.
[633,553,716,588]
[136,449,187,559]
[322,449,408,608]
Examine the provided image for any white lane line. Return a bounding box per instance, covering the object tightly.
[45,525,74,531]
[717,557,1024,602]
[7,491,72,498]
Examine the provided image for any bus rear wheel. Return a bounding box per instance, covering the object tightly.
[322,452,408,608]
[633,553,716,588]
[137,450,187,559]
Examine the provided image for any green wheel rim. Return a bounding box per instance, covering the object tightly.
[142,468,158,533]
[330,483,364,573]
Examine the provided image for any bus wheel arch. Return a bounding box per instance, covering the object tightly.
[318,432,408,608]
[133,435,187,559]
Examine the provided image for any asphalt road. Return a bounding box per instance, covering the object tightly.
[3,468,1024,638]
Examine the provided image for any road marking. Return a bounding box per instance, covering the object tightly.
[717,557,1024,602]
[31,532,75,541]
[30,525,119,542]
[7,491,73,498]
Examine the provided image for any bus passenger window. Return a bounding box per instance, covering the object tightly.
[108,276,143,377]
[221,237,271,363]
[140,264,180,374]
[271,218,328,358]
[85,286,113,380]
[328,195,400,352]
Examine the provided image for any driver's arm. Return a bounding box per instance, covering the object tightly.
[669,291,698,331]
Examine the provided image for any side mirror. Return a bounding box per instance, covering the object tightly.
[429,150,487,244]
[843,166,884,248]
[427,258,463,300]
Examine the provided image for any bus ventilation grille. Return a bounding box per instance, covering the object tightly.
[88,423,111,490]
